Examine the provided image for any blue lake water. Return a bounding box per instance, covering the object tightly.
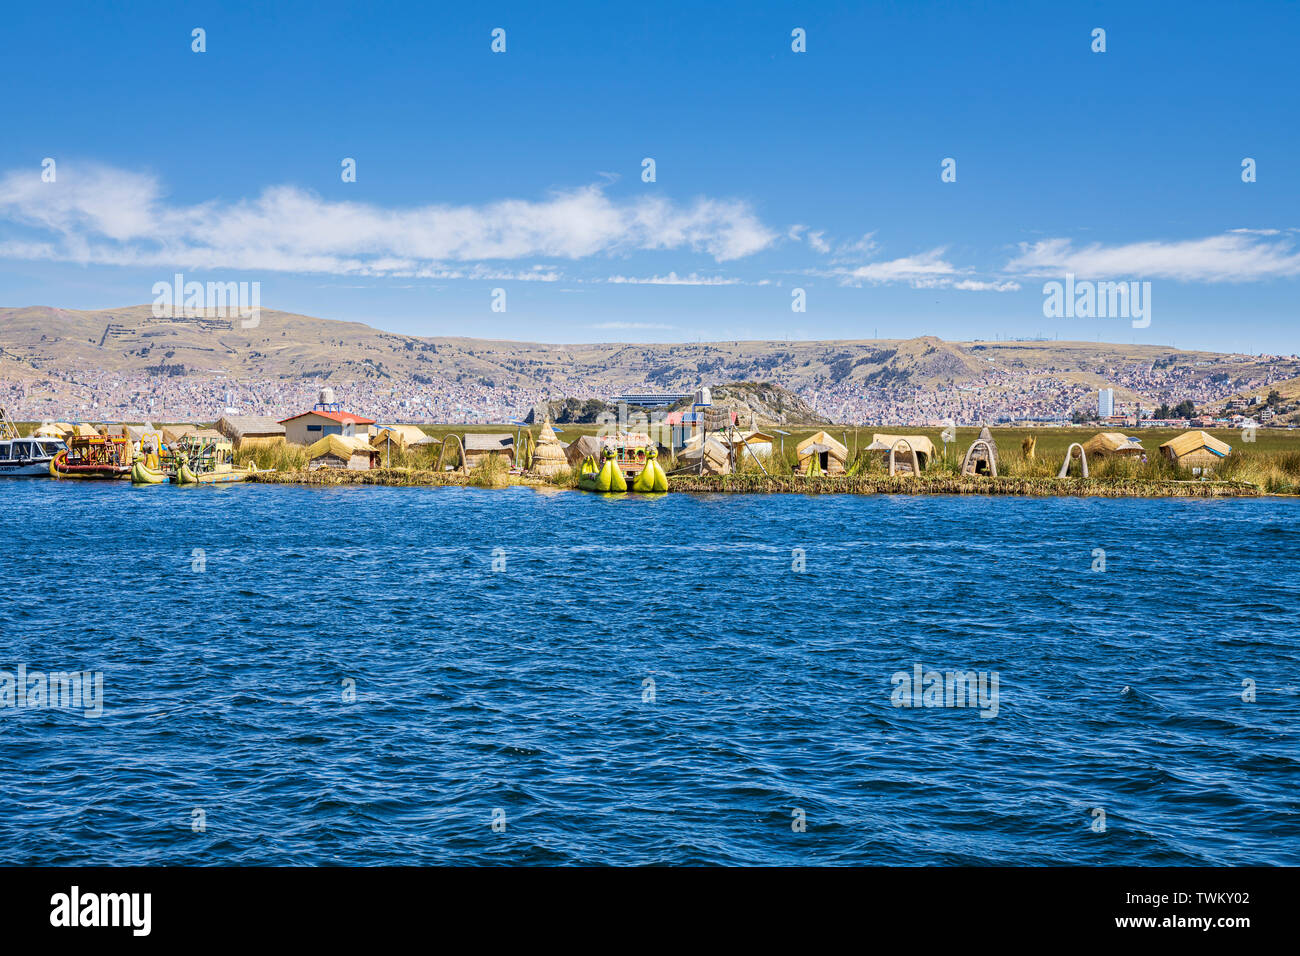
[1,480,1297,865]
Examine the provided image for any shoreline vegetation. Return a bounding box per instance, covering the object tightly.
[236,436,1283,497]
[21,422,1292,496]
[246,466,1262,497]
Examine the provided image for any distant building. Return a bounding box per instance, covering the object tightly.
[280,409,376,446]
[1098,388,1114,418]
[609,393,690,408]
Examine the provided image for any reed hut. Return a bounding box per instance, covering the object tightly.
[530,421,569,478]
[215,415,287,450]
[680,436,732,475]
[867,434,936,474]
[796,431,849,475]
[33,422,74,439]
[370,424,431,452]
[1159,430,1231,472]
[307,433,379,470]
[727,430,775,462]
[564,434,603,468]
[961,427,999,476]
[1082,431,1145,460]
[162,424,199,445]
[463,433,515,470]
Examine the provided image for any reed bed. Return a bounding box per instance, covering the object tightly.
[669,473,1260,497]
[249,467,551,488]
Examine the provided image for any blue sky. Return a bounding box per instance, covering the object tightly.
[0,0,1297,352]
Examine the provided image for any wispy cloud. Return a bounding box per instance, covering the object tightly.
[814,248,1019,291]
[1006,232,1300,282]
[589,321,677,330]
[605,271,742,285]
[0,163,780,276]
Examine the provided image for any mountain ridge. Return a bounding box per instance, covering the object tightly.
[2,304,1298,424]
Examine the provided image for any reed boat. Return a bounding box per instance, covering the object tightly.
[578,447,628,493]
[173,435,263,485]
[0,435,66,477]
[577,444,668,493]
[131,458,169,484]
[50,433,132,479]
[632,446,669,492]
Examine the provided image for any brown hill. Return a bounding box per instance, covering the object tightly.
[0,305,1295,402]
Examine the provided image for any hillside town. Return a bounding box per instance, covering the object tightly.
[3,354,1298,428]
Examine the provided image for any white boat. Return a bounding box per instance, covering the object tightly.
[0,436,67,476]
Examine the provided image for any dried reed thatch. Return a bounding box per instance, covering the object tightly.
[530,420,568,477]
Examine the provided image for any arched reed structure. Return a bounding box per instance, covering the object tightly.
[888,439,922,477]
[1057,442,1089,478]
[437,433,468,475]
[961,439,998,477]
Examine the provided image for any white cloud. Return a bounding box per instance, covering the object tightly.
[948,279,1022,292]
[1006,232,1300,282]
[605,271,741,285]
[0,163,779,276]
[831,232,878,261]
[838,248,956,284]
[807,230,831,254]
[814,248,1018,292]
[590,321,677,330]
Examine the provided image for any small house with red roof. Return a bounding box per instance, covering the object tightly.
[280,408,376,446]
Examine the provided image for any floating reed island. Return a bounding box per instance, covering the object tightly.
[241,423,1272,498]
[9,395,1295,497]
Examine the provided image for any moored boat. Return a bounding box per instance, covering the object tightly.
[632,446,669,492]
[577,440,668,493]
[0,435,67,477]
[173,435,263,485]
[578,447,628,493]
[50,432,132,479]
[131,458,168,484]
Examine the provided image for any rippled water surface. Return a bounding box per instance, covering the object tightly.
[1,481,1297,865]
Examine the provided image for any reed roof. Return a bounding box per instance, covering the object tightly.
[796,430,848,461]
[1083,432,1144,455]
[868,433,936,458]
[1160,430,1230,458]
[216,415,286,440]
[463,433,515,453]
[308,434,375,460]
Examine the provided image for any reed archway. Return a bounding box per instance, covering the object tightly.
[437,434,468,475]
[961,439,998,477]
[888,439,922,476]
[1058,442,1089,478]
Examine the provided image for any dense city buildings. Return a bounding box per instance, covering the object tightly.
[4,354,1295,427]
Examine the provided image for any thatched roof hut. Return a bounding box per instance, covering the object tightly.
[530,421,568,477]
[307,433,378,470]
[215,415,286,449]
[868,433,935,474]
[961,426,999,476]
[1160,430,1231,471]
[33,422,74,438]
[1083,432,1145,459]
[680,436,731,475]
[563,434,603,468]
[796,431,849,475]
[463,433,515,469]
[162,424,199,445]
[370,424,432,451]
